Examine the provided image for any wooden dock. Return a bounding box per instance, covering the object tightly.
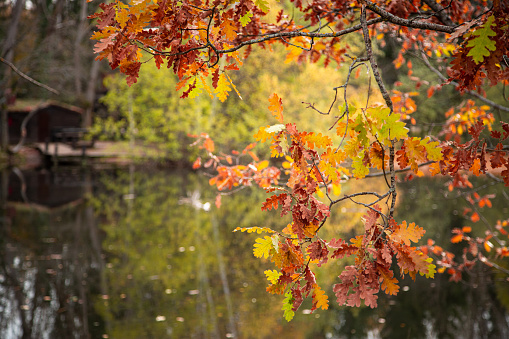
[34,141,163,164]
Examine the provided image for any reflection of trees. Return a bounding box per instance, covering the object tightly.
[378,177,509,339]
[92,168,290,338]
[3,168,506,337]
[0,169,103,338]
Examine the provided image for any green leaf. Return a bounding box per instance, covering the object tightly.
[467,15,496,64]
[255,0,270,13]
[240,12,253,27]
[253,236,273,259]
[282,291,295,321]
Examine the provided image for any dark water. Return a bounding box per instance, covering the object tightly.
[1,166,508,339]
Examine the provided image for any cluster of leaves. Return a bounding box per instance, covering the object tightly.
[91,0,509,321]
[194,96,438,318]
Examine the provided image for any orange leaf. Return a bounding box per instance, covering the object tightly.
[215,194,222,209]
[470,212,480,223]
[204,138,215,152]
[462,226,472,233]
[390,221,425,246]
[192,157,201,169]
[451,234,463,243]
[268,93,284,122]
[248,151,259,162]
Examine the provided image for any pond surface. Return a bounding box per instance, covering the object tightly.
[1,165,508,339]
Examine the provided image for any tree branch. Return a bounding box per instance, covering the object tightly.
[417,48,509,113]
[1,57,60,95]
[365,0,456,33]
[421,0,455,26]
[360,5,393,111]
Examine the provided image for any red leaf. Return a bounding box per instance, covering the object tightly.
[502,123,509,140]
[468,120,485,140]
[491,130,502,139]
[490,143,506,168]
[212,68,220,88]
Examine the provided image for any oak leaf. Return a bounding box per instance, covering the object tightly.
[268,93,284,123]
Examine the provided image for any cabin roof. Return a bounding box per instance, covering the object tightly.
[7,99,84,114]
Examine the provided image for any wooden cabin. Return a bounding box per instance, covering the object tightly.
[7,100,83,145]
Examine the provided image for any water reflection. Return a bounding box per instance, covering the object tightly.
[0,167,508,338]
[1,168,103,339]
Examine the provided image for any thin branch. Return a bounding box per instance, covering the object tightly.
[417,47,509,113]
[365,0,456,33]
[144,17,384,58]
[1,57,59,95]
[360,5,393,111]
[421,0,455,26]
[331,190,390,205]
[361,160,435,178]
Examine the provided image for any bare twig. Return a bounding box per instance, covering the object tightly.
[1,57,59,95]
[417,47,509,113]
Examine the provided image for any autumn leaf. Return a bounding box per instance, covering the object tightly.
[253,236,273,259]
[268,93,284,123]
[203,137,215,152]
[192,157,201,169]
[215,194,222,208]
[214,73,232,102]
[312,285,329,311]
[378,267,400,296]
[390,221,425,246]
[264,269,282,284]
[233,226,275,234]
[470,158,481,176]
[240,12,253,27]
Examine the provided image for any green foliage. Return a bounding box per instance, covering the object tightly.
[282,291,295,321]
[467,15,497,64]
[95,62,207,160]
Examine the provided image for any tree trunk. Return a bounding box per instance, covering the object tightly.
[1,0,26,151]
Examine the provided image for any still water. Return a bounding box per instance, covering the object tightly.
[1,165,508,339]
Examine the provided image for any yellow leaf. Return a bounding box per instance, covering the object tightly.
[254,126,272,143]
[253,236,273,259]
[257,160,269,170]
[214,73,231,102]
[268,93,284,122]
[265,270,282,284]
[332,183,341,196]
[233,226,275,234]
